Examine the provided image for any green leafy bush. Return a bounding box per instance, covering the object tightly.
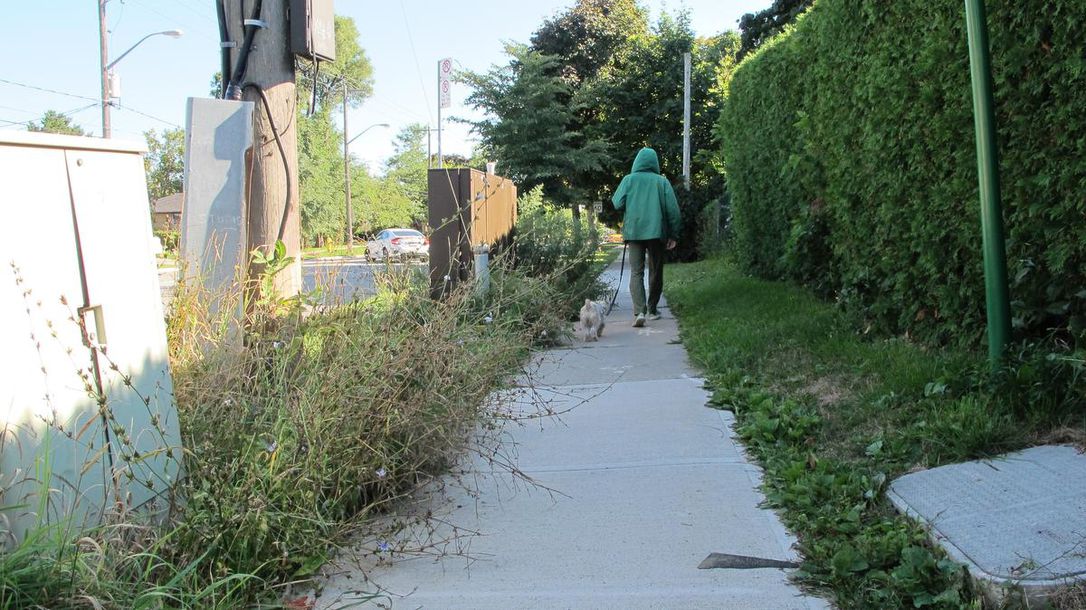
[718,0,1086,349]
[154,229,179,254]
[513,186,607,319]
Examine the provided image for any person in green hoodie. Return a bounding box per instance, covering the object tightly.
[611,147,681,327]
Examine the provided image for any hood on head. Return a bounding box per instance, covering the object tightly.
[631,147,660,174]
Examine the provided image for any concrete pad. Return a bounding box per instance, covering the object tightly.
[319,464,819,610]
[528,343,694,386]
[495,379,745,471]
[888,445,1086,602]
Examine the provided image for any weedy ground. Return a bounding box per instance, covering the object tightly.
[2,231,610,608]
[666,256,1085,610]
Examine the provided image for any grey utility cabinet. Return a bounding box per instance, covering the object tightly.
[0,131,182,544]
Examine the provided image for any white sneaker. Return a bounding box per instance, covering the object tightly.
[647,312,662,321]
[633,313,646,328]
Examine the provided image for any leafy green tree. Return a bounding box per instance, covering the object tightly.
[461,44,608,207]
[210,71,223,98]
[297,109,346,246]
[354,171,418,234]
[144,128,185,201]
[528,0,648,209]
[384,124,429,214]
[292,15,376,245]
[530,0,648,86]
[297,15,374,112]
[27,110,88,136]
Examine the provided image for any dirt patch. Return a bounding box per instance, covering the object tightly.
[1040,426,1086,452]
[1048,582,1086,609]
[802,376,849,408]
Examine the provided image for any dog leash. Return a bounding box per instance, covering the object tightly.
[606,242,627,315]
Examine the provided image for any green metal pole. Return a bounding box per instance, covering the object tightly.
[964,0,1012,371]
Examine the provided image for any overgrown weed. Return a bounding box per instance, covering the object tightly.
[4,226,603,607]
[667,256,1084,609]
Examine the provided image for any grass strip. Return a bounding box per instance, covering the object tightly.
[666,257,1080,609]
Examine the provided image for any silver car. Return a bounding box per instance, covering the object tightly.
[366,228,428,261]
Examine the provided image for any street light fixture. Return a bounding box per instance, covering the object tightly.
[98,22,184,138]
[343,115,390,250]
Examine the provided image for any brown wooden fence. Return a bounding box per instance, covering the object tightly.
[427,167,517,299]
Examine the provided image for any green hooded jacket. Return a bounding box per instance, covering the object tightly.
[611,147,681,242]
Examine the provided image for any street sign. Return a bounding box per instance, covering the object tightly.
[439,58,453,109]
[593,202,603,214]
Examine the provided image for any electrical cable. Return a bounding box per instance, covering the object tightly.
[307,59,321,117]
[0,78,99,102]
[113,103,181,128]
[399,0,434,124]
[243,83,293,244]
[2,102,101,128]
[216,0,232,98]
[226,0,264,100]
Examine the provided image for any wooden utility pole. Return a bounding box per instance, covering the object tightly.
[224,0,301,297]
[98,0,111,138]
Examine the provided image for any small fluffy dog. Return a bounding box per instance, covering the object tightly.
[579,299,606,342]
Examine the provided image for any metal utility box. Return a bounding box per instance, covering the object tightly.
[0,132,182,545]
[290,0,336,62]
[180,97,254,333]
[427,167,517,299]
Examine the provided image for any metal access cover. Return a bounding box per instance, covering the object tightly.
[290,0,336,62]
[888,445,1086,594]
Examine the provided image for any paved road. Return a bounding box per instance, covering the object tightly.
[302,258,427,304]
[158,258,428,307]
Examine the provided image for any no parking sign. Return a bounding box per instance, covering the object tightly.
[439,58,452,109]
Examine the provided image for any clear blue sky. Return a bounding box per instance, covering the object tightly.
[0,0,769,173]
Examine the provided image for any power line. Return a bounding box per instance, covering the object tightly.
[61,102,103,117]
[0,78,99,102]
[123,0,221,43]
[0,103,42,116]
[0,102,100,128]
[398,0,434,125]
[114,103,181,128]
[172,0,217,21]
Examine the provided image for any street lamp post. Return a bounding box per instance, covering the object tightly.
[97,3,182,138]
[342,84,388,251]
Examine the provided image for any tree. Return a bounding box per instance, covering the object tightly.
[384,124,429,214]
[461,44,608,207]
[292,15,375,245]
[144,128,185,201]
[527,0,648,208]
[737,0,814,58]
[297,15,374,112]
[27,110,88,136]
[297,109,346,246]
[530,0,648,86]
[354,171,418,233]
[210,71,223,98]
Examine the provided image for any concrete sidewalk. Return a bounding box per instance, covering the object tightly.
[316,259,828,609]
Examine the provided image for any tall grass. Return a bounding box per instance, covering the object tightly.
[4,245,591,607]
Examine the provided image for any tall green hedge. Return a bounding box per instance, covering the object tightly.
[718,0,1086,347]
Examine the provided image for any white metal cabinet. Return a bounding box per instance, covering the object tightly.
[0,132,182,544]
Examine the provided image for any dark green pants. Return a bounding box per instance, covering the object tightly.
[627,239,665,316]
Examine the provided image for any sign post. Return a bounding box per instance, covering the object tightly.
[438,57,452,168]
